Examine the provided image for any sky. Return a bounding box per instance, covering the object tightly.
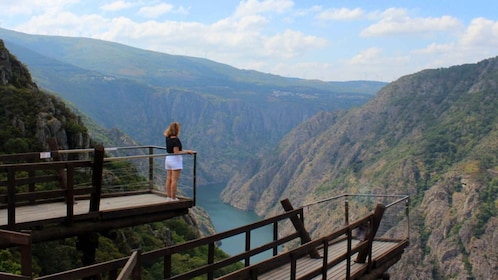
[1,1,498,82]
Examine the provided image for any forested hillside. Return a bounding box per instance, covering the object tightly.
[222,57,498,279]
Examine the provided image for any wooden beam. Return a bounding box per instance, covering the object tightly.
[89,145,104,212]
[356,204,385,264]
[280,199,321,259]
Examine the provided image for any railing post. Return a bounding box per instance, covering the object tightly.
[7,168,16,229]
[245,230,251,266]
[164,253,172,279]
[90,145,105,212]
[273,221,279,256]
[66,165,75,224]
[344,195,349,225]
[346,227,352,280]
[405,197,410,240]
[149,147,154,190]
[208,242,215,280]
[322,239,329,279]
[193,152,197,206]
[20,230,32,278]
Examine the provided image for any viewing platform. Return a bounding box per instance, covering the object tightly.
[0,143,196,245]
[0,143,409,279]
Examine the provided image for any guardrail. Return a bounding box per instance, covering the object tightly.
[0,193,409,279]
[302,194,410,242]
[0,145,198,229]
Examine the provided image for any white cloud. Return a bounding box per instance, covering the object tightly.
[411,17,498,70]
[460,17,498,47]
[100,1,135,12]
[362,8,462,36]
[138,4,175,18]
[16,10,110,36]
[264,29,328,58]
[0,0,77,16]
[317,8,365,20]
[293,5,322,17]
[234,0,293,17]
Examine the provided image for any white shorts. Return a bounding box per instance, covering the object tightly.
[165,155,183,170]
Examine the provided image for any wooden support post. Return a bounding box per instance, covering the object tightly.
[77,232,100,280]
[148,147,154,190]
[20,230,32,278]
[193,152,197,206]
[90,145,105,212]
[7,168,17,229]
[355,204,385,264]
[280,199,321,259]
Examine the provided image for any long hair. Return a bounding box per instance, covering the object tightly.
[164,122,181,137]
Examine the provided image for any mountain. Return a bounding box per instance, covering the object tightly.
[0,27,385,184]
[222,57,498,279]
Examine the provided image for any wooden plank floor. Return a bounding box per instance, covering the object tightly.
[258,240,401,280]
[0,193,181,226]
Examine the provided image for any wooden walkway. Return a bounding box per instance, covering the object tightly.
[257,239,406,280]
[0,192,188,227]
[0,190,194,247]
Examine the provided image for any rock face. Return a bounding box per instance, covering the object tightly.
[0,39,90,153]
[222,57,498,279]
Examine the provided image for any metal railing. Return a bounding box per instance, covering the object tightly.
[302,193,410,242]
[0,145,198,217]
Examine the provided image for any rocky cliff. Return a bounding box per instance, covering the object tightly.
[222,57,498,279]
[0,39,90,153]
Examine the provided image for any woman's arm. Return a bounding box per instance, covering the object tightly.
[173,146,195,154]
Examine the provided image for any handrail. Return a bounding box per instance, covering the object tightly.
[301,193,410,242]
[1,193,408,279]
[0,145,198,228]
[117,250,141,280]
[218,208,381,280]
[0,230,32,277]
[142,207,305,280]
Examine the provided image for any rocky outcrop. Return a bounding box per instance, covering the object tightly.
[0,39,90,153]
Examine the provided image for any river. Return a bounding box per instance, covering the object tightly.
[196,183,274,262]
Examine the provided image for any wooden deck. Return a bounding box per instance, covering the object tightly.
[0,192,187,226]
[0,191,194,246]
[257,239,406,280]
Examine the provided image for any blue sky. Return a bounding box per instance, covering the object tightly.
[1,0,497,82]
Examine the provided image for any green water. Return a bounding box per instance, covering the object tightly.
[196,183,274,262]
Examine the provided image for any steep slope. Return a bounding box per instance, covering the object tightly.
[222,57,498,279]
[0,40,90,153]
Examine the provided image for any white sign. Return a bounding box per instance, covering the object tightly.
[39,152,51,159]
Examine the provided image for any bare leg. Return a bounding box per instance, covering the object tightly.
[166,170,173,197]
[170,169,181,199]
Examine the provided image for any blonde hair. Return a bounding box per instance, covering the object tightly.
[164,122,181,137]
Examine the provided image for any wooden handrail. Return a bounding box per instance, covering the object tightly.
[218,204,385,280]
[142,208,304,280]
[117,250,141,280]
[0,230,32,277]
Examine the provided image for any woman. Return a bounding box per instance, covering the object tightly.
[164,122,195,200]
